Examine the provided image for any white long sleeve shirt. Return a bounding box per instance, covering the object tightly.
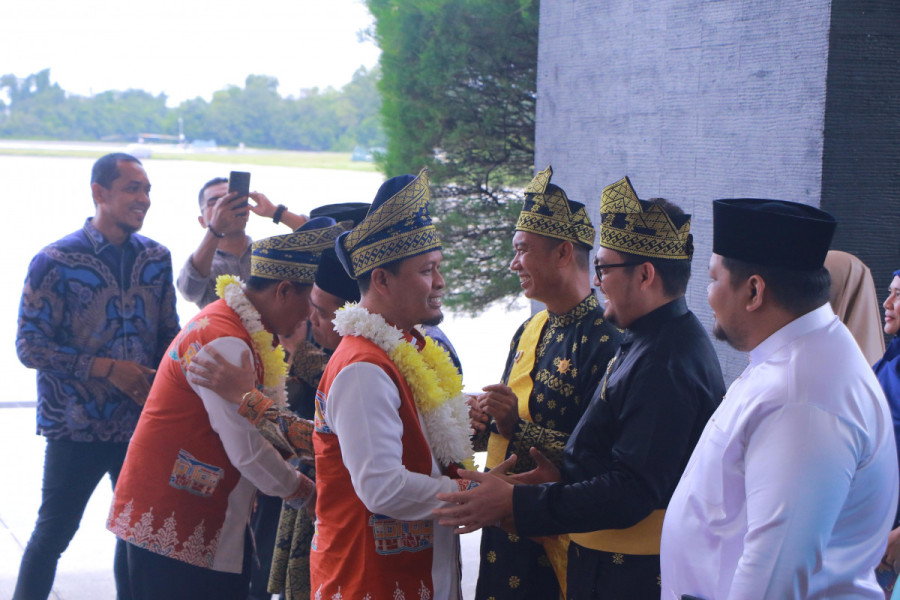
[661,304,898,599]
[324,360,461,600]
[191,336,304,499]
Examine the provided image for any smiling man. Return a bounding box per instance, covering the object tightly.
[310,170,474,600]
[436,176,723,600]
[470,165,622,600]
[14,153,180,600]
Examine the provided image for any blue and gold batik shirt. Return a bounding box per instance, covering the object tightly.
[16,218,180,442]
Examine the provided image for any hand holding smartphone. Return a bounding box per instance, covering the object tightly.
[228,171,251,209]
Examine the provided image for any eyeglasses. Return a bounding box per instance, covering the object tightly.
[594,262,643,282]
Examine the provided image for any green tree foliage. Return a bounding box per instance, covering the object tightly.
[365,0,539,313]
[0,68,385,151]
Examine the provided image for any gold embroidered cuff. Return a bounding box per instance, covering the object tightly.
[238,389,273,426]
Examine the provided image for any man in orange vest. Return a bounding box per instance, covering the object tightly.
[311,169,474,600]
[108,218,346,599]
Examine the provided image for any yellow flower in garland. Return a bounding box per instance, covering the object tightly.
[390,338,462,414]
[215,274,288,406]
[250,330,287,387]
[333,303,475,467]
[215,273,241,300]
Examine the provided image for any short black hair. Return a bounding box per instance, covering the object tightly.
[245,276,309,295]
[198,177,229,206]
[357,260,402,294]
[616,252,692,297]
[543,237,591,272]
[91,153,142,189]
[722,257,831,316]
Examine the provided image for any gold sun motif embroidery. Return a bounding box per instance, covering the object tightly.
[613,553,625,565]
[556,358,572,375]
[487,551,497,563]
[509,576,521,589]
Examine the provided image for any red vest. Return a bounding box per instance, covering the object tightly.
[107,300,264,572]
[311,334,436,599]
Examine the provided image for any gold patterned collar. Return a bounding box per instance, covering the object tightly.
[547,293,601,328]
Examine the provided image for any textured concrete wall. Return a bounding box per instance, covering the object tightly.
[821,0,900,304]
[536,0,899,383]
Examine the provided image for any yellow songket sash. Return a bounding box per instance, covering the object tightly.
[484,310,571,596]
[485,310,548,469]
[569,509,666,555]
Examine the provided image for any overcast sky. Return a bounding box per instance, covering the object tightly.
[2,0,381,106]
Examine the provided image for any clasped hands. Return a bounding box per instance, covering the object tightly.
[433,447,562,535]
[467,383,521,438]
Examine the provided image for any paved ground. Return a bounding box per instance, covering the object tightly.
[0,405,482,599]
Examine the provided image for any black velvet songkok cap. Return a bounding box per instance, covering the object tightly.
[712,199,836,270]
[309,202,371,228]
[315,247,361,303]
[309,202,370,302]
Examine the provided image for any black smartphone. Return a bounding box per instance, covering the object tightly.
[228,171,251,208]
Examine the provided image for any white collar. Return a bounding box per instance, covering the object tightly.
[748,302,836,367]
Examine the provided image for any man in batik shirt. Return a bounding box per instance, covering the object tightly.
[14,152,180,600]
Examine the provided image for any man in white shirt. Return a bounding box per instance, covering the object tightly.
[661,198,899,600]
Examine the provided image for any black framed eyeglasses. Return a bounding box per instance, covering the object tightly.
[594,262,643,282]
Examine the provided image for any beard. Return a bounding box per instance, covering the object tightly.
[421,312,444,327]
[713,321,744,351]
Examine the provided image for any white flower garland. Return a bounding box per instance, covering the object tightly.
[217,275,287,406]
[333,303,474,467]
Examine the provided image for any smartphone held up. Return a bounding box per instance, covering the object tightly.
[229,171,251,211]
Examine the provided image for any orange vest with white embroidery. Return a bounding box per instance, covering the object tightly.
[107,300,263,572]
[311,334,435,599]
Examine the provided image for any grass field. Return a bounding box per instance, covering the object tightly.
[0,144,379,172]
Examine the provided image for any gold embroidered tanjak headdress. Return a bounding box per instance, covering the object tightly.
[515,166,595,248]
[251,218,347,284]
[599,176,693,260]
[336,168,441,279]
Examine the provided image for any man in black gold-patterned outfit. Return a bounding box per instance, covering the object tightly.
[442,176,724,599]
[470,166,622,600]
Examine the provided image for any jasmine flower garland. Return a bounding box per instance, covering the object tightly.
[215,274,288,406]
[333,303,475,469]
